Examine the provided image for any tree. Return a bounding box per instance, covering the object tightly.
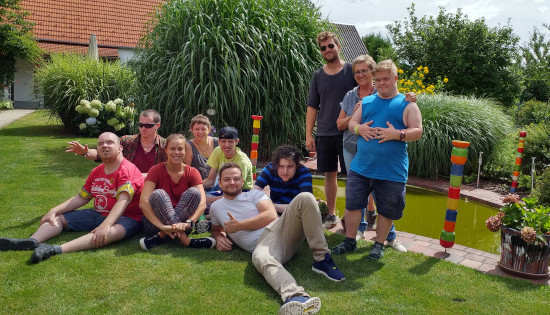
[519,26,550,102]
[0,0,41,97]
[132,0,327,158]
[362,33,396,62]
[387,4,521,107]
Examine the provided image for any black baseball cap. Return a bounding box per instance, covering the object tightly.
[218,126,239,139]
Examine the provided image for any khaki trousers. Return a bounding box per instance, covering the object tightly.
[251,192,329,302]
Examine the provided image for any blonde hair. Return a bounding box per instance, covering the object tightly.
[316,31,340,46]
[373,59,398,77]
[352,55,376,73]
[189,114,211,130]
[165,133,186,148]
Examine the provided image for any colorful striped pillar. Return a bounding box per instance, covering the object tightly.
[510,131,526,193]
[440,140,470,249]
[250,115,263,180]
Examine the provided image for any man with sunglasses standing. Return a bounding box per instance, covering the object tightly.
[306,31,357,229]
[66,109,167,174]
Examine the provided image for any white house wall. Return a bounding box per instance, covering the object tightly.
[14,57,42,109]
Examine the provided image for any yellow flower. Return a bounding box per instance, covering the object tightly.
[416,80,422,85]
[417,66,422,71]
[444,77,449,83]
[399,79,405,84]
[412,89,417,93]
[423,69,429,74]
[419,73,424,79]
[422,85,425,89]
[398,69,404,74]
[424,66,428,71]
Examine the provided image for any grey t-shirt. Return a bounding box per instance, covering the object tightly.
[188,137,218,179]
[307,62,357,136]
[210,190,270,253]
[340,85,377,154]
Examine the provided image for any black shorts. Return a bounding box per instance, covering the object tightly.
[315,135,346,173]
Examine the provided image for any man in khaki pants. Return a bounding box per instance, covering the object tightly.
[209,162,345,315]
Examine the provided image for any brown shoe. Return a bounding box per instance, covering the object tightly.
[366,211,377,230]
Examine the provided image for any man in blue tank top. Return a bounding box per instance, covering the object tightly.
[332,59,423,260]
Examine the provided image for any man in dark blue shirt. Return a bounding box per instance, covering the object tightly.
[254,145,312,214]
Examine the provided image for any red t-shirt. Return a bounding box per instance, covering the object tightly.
[145,163,203,208]
[79,158,144,221]
[132,143,157,173]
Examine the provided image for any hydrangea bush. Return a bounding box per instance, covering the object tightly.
[75,98,136,136]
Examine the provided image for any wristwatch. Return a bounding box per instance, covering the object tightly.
[399,130,406,141]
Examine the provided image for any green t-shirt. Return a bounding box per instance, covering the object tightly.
[207,147,254,190]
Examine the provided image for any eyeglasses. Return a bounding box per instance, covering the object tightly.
[354,69,371,76]
[138,123,156,129]
[320,43,335,51]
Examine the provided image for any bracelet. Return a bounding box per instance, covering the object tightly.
[354,125,359,135]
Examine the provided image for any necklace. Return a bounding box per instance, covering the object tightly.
[358,84,373,98]
[193,138,210,155]
[141,142,154,152]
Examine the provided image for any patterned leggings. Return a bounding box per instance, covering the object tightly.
[143,187,201,236]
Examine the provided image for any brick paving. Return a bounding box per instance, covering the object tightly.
[305,158,549,285]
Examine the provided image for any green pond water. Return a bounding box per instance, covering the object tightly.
[312,178,501,254]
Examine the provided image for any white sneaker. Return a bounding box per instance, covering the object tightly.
[387,239,407,252]
[355,230,365,241]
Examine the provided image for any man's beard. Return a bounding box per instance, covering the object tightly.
[223,187,242,197]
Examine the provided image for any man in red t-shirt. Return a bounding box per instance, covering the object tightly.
[0,132,144,263]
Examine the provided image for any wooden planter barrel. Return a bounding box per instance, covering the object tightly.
[498,227,550,279]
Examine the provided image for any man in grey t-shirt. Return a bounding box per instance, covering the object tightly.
[210,162,345,315]
[306,31,357,229]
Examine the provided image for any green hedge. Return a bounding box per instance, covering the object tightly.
[34,54,136,133]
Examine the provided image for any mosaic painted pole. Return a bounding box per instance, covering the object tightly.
[440,140,470,250]
[510,131,527,193]
[250,115,263,180]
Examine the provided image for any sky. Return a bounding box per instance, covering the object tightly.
[313,0,550,44]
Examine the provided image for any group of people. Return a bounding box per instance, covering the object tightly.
[0,30,422,315]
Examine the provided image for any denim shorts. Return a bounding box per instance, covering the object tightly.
[315,135,346,173]
[63,209,142,239]
[345,171,406,220]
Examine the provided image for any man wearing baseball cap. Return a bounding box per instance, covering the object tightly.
[202,126,254,191]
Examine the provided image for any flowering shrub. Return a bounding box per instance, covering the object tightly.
[75,98,136,136]
[397,65,447,95]
[486,194,550,246]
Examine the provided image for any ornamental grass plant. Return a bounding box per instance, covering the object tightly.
[408,94,512,179]
[34,54,136,133]
[132,0,328,158]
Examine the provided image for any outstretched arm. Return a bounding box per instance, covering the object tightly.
[65,141,99,161]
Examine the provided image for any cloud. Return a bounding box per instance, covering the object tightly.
[354,21,392,36]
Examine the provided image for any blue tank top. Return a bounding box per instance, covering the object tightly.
[350,93,409,183]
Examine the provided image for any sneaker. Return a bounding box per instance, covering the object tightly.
[366,211,377,230]
[355,230,365,241]
[312,253,345,282]
[188,237,216,249]
[0,237,39,251]
[387,239,407,252]
[368,241,385,260]
[331,239,357,254]
[194,220,211,234]
[30,243,58,264]
[322,214,339,229]
[279,296,321,315]
[139,234,165,250]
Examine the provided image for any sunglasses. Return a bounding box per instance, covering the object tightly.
[138,123,156,129]
[320,43,335,51]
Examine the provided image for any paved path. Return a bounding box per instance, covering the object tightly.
[0,109,35,129]
[304,158,549,285]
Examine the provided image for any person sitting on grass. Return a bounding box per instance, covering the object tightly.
[66,109,166,174]
[138,133,215,250]
[202,126,253,202]
[253,145,312,215]
[184,114,219,182]
[210,163,344,315]
[0,132,144,263]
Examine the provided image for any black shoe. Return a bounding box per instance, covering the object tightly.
[0,237,39,251]
[31,243,58,263]
[188,237,216,249]
[139,234,165,250]
[194,220,211,234]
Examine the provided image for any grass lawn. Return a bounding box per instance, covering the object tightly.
[0,111,548,314]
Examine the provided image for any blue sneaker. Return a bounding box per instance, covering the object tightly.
[312,253,345,282]
[278,296,321,315]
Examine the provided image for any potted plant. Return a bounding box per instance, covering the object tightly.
[486,194,550,279]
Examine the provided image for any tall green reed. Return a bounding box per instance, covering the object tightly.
[132,0,328,158]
